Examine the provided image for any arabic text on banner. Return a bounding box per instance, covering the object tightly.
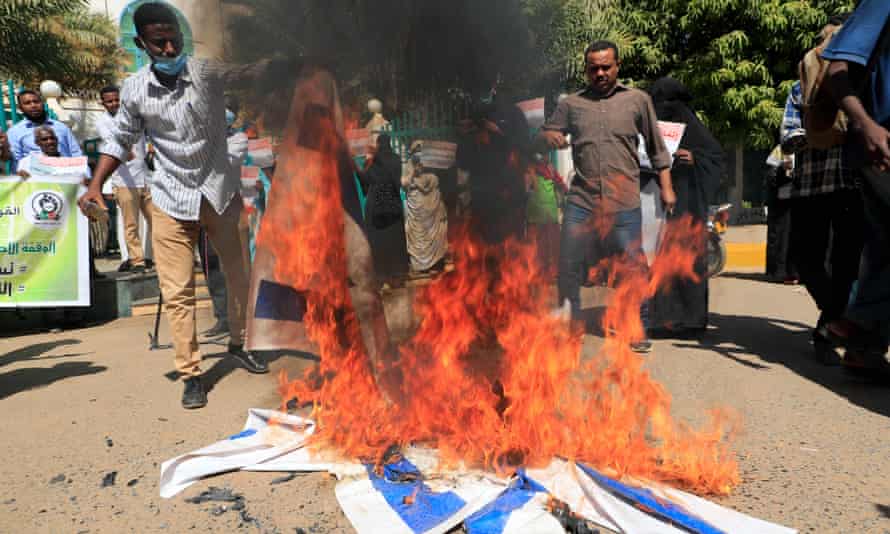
[0,173,90,307]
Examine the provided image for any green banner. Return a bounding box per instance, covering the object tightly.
[0,175,89,307]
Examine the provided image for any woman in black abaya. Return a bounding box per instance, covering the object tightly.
[358,133,410,285]
[649,77,725,333]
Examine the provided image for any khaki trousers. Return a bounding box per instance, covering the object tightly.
[114,186,153,266]
[151,197,250,377]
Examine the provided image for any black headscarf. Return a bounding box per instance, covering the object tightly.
[372,133,402,183]
[650,77,725,209]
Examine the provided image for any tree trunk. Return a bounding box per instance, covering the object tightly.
[732,143,744,215]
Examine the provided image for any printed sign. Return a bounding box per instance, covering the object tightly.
[241,166,260,207]
[419,141,458,170]
[516,97,546,129]
[247,138,275,168]
[29,155,90,177]
[657,121,686,156]
[345,128,370,157]
[0,173,90,307]
[639,121,687,169]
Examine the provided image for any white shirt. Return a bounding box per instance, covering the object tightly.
[100,58,259,221]
[95,112,148,189]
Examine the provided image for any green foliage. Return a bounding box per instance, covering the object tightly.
[0,0,124,93]
[525,0,856,148]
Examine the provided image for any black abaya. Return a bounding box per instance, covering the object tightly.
[649,78,725,331]
[358,144,410,280]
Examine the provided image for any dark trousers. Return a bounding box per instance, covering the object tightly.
[789,189,863,325]
[198,230,228,323]
[848,169,890,340]
[766,189,796,280]
[558,204,649,328]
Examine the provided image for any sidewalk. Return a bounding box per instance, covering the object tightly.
[724,224,766,272]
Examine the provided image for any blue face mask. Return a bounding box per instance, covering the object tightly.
[225,109,236,127]
[151,53,188,76]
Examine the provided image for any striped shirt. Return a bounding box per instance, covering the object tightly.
[101,57,248,221]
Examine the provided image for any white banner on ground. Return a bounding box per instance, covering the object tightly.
[161,411,797,534]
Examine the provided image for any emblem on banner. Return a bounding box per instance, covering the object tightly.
[27,191,66,227]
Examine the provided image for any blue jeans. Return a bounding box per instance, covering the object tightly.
[848,168,890,343]
[558,203,649,330]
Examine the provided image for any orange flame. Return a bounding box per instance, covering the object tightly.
[260,71,739,496]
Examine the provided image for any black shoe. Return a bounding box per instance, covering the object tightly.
[201,320,229,338]
[630,339,653,354]
[182,377,207,409]
[228,344,269,374]
[145,259,155,270]
[117,260,132,273]
[812,329,841,366]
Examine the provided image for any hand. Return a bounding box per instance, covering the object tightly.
[481,119,503,136]
[675,148,694,165]
[661,185,677,215]
[17,170,30,180]
[540,130,569,150]
[0,132,8,148]
[77,186,108,217]
[857,119,890,171]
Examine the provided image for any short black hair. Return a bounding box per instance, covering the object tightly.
[17,89,40,103]
[134,2,179,37]
[585,40,620,62]
[828,13,850,26]
[99,85,119,97]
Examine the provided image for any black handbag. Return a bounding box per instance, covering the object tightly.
[368,182,402,229]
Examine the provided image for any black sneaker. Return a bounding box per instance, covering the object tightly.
[117,260,132,273]
[201,320,229,338]
[182,377,207,409]
[228,345,269,374]
[630,339,653,354]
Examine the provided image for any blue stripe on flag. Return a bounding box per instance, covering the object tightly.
[576,462,725,534]
[367,459,466,534]
[228,429,257,440]
[464,471,548,534]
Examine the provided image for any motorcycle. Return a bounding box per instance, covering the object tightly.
[706,204,732,278]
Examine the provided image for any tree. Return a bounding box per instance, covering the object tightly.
[224,0,539,116]
[526,0,856,148]
[0,0,124,94]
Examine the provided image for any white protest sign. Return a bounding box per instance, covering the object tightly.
[419,141,458,170]
[517,97,546,129]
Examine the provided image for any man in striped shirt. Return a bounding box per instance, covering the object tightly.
[78,2,267,409]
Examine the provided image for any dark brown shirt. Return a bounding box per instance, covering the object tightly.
[543,84,671,212]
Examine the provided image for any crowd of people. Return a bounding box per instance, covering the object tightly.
[763,2,890,371]
[2,0,887,409]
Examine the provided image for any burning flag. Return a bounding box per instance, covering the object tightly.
[247,63,740,508]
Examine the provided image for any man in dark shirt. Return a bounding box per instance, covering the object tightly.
[820,0,890,360]
[538,40,676,353]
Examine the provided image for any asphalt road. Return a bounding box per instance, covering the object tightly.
[1,274,888,533]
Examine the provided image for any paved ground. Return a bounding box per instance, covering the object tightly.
[1,271,889,533]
